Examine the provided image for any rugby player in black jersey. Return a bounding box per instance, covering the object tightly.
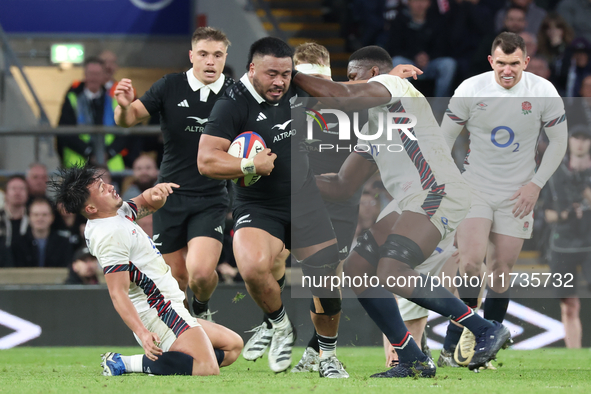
[114,27,233,321]
[198,37,348,377]
[289,43,366,374]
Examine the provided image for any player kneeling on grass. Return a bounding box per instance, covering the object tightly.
[50,165,243,376]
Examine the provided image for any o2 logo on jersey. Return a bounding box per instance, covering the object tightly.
[491,126,519,152]
[147,235,162,257]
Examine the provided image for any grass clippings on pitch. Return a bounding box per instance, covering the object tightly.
[0,347,589,394]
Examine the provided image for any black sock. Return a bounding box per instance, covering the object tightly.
[308,330,320,352]
[484,287,510,323]
[142,351,193,375]
[357,287,426,363]
[214,349,225,366]
[265,305,286,326]
[277,274,286,293]
[192,296,209,316]
[263,315,272,329]
[408,274,493,337]
[443,322,463,352]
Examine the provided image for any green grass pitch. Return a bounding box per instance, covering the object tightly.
[1,347,589,394]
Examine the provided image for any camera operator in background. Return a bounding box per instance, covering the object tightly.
[543,124,591,348]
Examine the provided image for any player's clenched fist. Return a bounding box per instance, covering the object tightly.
[114,78,135,108]
[253,148,277,176]
[150,183,180,201]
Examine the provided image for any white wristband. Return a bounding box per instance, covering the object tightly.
[241,158,256,175]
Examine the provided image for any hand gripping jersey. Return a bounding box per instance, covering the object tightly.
[443,71,567,195]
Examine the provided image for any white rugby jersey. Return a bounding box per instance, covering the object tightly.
[85,202,188,330]
[443,71,566,195]
[357,75,464,204]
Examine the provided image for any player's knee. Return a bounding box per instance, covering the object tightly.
[194,363,220,376]
[379,234,425,269]
[352,230,380,268]
[310,296,341,316]
[239,262,276,288]
[230,329,244,352]
[239,263,271,283]
[223,333,244,366]
[301,244,341,298]
[191,355,220,376]
[561,297,580,318]
[462,258,482,277]
[236,249,274,280]
[491,261,512,277]
[188,264,216,284]
[175,273,189,291]
[344,253,366,278]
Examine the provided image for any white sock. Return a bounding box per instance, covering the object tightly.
[272,313,290,330]
[318,334,338,360]
[120,354,144,373]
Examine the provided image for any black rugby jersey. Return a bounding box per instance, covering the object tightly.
[303,108,369,207]
[204,74,310,203]
[305,109,369,176]
[139,71,233,196]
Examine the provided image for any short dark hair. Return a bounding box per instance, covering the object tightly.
[491,32,527,56]
[29,196,53,212]
[84,56,105,69]
[49,166,102,216]
[191,27,231,48]
[348,46,393,74]
[6,175,27,188]
[505,5,526,18]
[246,37,294,70]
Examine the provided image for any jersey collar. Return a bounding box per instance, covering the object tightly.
[240,73,279,106]
[186,69,226,101]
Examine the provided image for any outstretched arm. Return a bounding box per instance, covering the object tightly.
[316,152,378,201]
[293,65,419,111]
[131,183,179,219]
[293,72,392,111]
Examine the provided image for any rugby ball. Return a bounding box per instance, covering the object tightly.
[227,131,266,187]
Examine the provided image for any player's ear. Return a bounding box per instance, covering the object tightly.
[370,66,380,78]
[188,50,193,63]
[85,204,97,215]
[248,63,255,78]
[488,55,494,69]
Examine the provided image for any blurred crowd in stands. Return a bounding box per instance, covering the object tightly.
[325,0,591,97]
